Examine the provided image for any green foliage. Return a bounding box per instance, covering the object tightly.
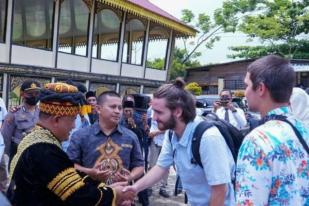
[228,40,309,59]
[180,9,222,64]
[169,47,201,80]
[146,58,165,70]
[185,82,202,95]
[215,0,309,57]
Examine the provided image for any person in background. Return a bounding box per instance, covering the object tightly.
[214,89,247,130]
[290,87,309,127]
[62,81,89,152]
[148,108,170,198]
[0,98,7,129]
[10,82,133,205]
[236,55,309,205]
[85,91,98,124]
[121,100,149,206]
[1,80,41,160]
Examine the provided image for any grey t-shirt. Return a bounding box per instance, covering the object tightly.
[67,122,144,170]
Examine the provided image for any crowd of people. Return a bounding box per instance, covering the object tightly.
[0,54,308,205]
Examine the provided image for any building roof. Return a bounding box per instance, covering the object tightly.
[97,0,197,37]
[186,58,309,72]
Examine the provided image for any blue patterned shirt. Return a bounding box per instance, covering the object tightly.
[236,106,309,205]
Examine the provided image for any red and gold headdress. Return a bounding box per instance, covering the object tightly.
[39,82,87,116]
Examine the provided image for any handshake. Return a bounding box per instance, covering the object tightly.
[111,182,140,206]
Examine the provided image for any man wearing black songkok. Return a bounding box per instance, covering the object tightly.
[10,82,134,206]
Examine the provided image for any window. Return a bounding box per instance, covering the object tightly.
[92,8,122,61]
[12,0,54,49]
[0,0,7,43]
[122,15,146,65]
[58,0,90,56]
[146,24,170,70]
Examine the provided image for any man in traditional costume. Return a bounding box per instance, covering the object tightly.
[10,82,134,205]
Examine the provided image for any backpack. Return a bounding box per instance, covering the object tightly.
[169,113,244,168]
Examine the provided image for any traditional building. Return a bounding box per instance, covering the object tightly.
[0,0,196,106]
[186,59,309,94]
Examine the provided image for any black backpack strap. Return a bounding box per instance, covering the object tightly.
[264,115,309,155]
[191,121,214,168]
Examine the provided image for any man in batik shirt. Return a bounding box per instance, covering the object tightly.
[237,55,309,205]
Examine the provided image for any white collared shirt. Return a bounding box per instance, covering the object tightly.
[216,107,247,129]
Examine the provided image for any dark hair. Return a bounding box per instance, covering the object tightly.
[247,55,295,103]
[220,89,232,97]
[153,77,196,123]
[97,91,120,105]
[86,91,96,99]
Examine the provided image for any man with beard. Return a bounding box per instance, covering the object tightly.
[236,55,309,205]
[123,78,235,206]
[67,91,144,191]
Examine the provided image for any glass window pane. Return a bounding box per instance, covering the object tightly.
[92,8,122,61]
[146,24,170,70]
[12,0,54,50]
[58,0,90,56]
[0,0,7,43]
[122,15,146,65]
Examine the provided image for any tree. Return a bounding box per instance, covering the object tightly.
[185,82,202,95]
[215,0,309,58]
[180,9,223,64]
[228,40,309,59]
[169,47,201,80]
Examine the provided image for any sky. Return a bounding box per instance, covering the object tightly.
[149,0,260,65]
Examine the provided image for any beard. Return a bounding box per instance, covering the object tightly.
[157,114,177,131]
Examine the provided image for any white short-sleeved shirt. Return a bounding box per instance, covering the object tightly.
[157,119,235,206]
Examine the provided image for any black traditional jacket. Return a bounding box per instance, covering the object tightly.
[10,126,115,206]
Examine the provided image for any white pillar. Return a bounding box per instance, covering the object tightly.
[5,0,13,63]
[87,0,95,72]
[116,83,120,93]
[140,85,144,94]
[85,80,90,90]
[142,20,150,78]
[118,12,127,76]
[51,77,56,83]
[2,73,8,105]
[165,30,174,81]
[52,0,60,68]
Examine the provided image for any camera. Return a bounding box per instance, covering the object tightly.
[132,94,150,112]
[220,95,231,107]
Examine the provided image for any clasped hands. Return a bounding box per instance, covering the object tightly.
[88,165,136,205]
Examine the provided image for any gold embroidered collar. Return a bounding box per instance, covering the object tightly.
[10,125,61,180]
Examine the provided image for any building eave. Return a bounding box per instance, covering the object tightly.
[97,0,197,37]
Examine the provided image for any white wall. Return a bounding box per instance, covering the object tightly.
[92,59,120,75]
[11,45,54,67]
[145,67,167,81]
[57,52,89,72]
[121,64,144,78]
[0,44,8,63]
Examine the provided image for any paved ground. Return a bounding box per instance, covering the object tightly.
[136,169,187,206]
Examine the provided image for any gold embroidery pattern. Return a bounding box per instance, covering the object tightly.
[10,125,61,180]
[39,102,80,116]
[47,167,85,201]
